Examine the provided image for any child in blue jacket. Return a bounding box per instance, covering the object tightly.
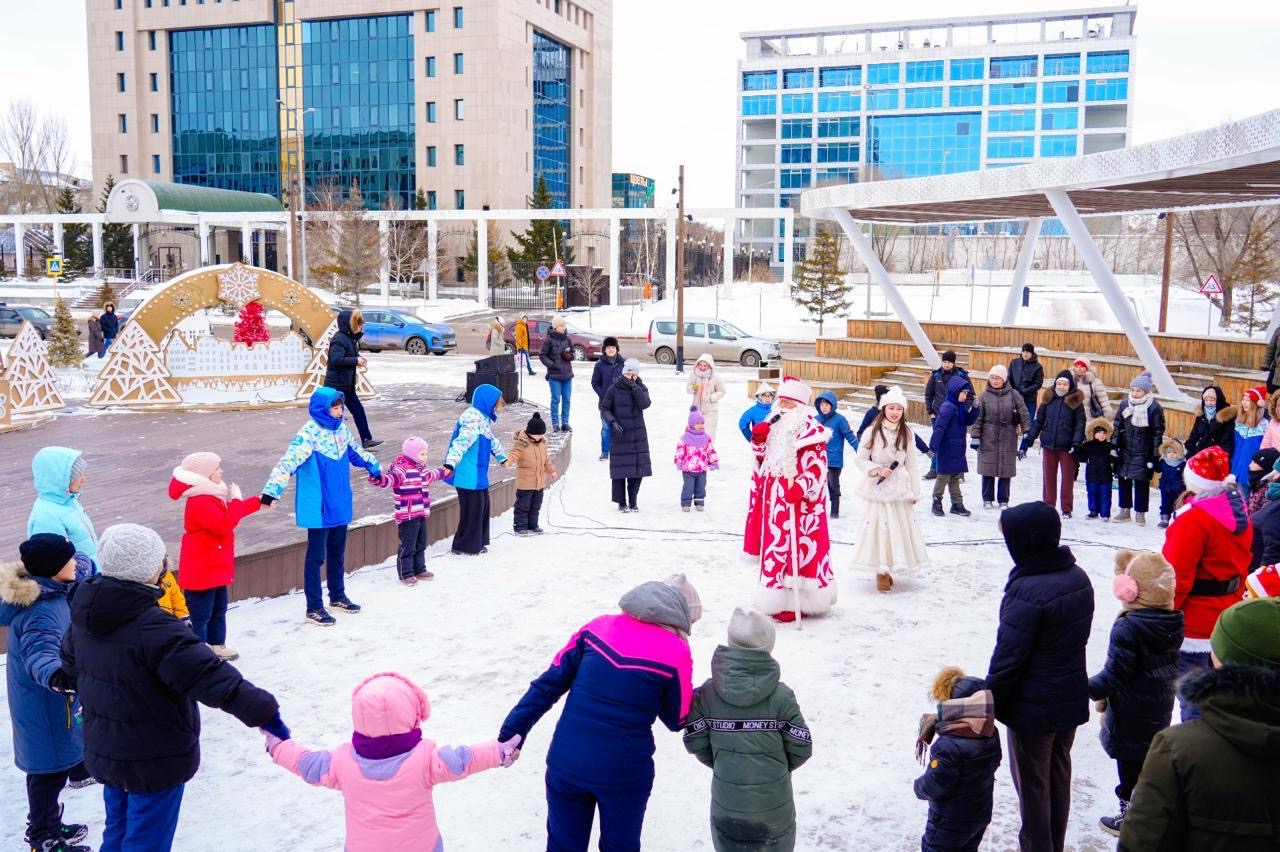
[815,390,859,518]
[738,383,775,442]
[1,535,89,851]
[27,447,97,577]
[262,387,382,626]
[1156,438,1186,529]
[444,384,510,555]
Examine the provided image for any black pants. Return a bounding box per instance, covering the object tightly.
[515,488,545,531]
[27,762,83,839]
[612,477,642,509]
[827,466,843,516]
[452,487,490,554]
[328,383,373,443]
[1115,757,1145,803]
[397,516,428,579]
[981,476,1011,504]
[1007,727,1075,852]
[1118,477,1150,512]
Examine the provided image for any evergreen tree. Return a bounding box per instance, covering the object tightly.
[47,298,84,367]
[791,227,852,335]
[55,188,91,281]
[97,282,117,308]
[233,300,271,344]
[413,188,428,211]
[310,181,379,304]
[506,176,574,267]
[98,176,134,270]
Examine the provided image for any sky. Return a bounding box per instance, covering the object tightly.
[2,0,1278,207]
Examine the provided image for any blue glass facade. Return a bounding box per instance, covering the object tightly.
[170,25,280,196]
[532,31,571,207]
[302,15,415,208]
[868,113,980,178]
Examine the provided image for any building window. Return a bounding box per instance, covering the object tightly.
[988,109,1036,132]
[780,93,812,114]
[988,136,1034,158]
[148,31,157,50]
[149,73,158,92]
[117,73,126,92]
[868,89,898,111]
[905,60,943,83]
[988,83,1036,105]
[780,118,812,139]
[453,53,463,74]
[454,144,464,165]
[1087,50,1129,74]
[532,30,571,207]
[989,56,1038,79]
[426,101,437,122]
[118,114,128,133]
[1040,135,1078,157]
[819,66,860,87]
[1041,107,1079,130]
[426,146,437,166]
[780,143,811,164]
[453,99,464,120]
[742,71,777,91]
[454,189,465,208]
[779,169,811,189]
[949,85,983,107]
[868,113,980,177]
[426,56,436,77]
[783,69,813,89]
[817,167,855,185]
[115,31,124,51]
[425,9,437,31]
[741,95,776,116]
[904,86,943,109]
[1043,53,1080,76]
[453,6,463,28]
[150,113,159,132]
[816,142,859,163]
[817,91,859,113]
[1042,81,1080,103]
[119,154,128,173]
[817,116,859,138]
[949,58,983,80]
[867,62,899,85]
[1086,78,1128,101]
[426,190,437,209]
[152,154,162,173]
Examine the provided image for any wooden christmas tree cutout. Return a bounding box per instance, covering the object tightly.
[296,320,378,400]
[88,321,182,407]
[2,321,65,413]
[0,378,13,428]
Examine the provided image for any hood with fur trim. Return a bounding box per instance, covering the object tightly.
[1039,387,1086,410]
[0,561,70,626]
[1176,664,1280,759]
[1159,437,1186,461]
[1086,416,1114,439]
[1196,403,1237,424]
[167,466,239,502]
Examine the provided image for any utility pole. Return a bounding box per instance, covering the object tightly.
[675,164,686,373]
[1158,211,1175,333]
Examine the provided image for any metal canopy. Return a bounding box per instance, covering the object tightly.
[801,108,1280,225]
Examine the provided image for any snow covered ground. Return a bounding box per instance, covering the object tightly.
[0,353,1167,850]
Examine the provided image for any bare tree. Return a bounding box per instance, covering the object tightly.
[0,101,44,213]
[569,264,607,321]
[308,181,380,304]
[381,194,429,297]
[36,115,72,212]
[1175,206,1280,329]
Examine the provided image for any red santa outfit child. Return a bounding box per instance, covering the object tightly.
[743,376,837,622]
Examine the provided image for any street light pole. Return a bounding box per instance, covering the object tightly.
[675,164,686,373]
[279,100,314,286]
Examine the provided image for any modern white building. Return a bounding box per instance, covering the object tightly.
[736,5,1136,268]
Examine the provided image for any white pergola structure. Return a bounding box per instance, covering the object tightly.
[801,107,1280,401]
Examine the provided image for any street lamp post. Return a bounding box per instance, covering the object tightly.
[278,100,314,286]
[674,164,687,373]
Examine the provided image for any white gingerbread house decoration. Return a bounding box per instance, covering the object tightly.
[0,378,13,429]
[89,321,183,406]
[2,321,66,413]
[297,319,379,400]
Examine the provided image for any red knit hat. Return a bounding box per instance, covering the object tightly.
[1246,565,1280,599]
[1246,385,1270,406]
[1185,446,1233,493]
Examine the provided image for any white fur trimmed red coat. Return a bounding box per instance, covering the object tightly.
[743,413,837,615]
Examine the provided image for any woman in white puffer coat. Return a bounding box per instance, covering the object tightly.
[687,353,727,439]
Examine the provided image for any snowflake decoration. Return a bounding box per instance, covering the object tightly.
[281,288,301,307]
[216,264,261,307]
[171,291,194,311]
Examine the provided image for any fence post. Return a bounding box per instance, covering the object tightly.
[477,216,489,309]
[608,215,621,307]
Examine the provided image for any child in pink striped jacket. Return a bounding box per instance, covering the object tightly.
[264,672,522,852]
[675,407,720,512]
[371,437,450,586]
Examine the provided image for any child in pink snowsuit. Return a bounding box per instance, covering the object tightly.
[264,672,521,852]
[675,406,720,511]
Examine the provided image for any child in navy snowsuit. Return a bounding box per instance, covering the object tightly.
[1075,417,1118,521]
[815,390,858,518]
[913,666,1002,852]
[1156,439,1186,528]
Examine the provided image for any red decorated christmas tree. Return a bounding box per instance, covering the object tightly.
[233,300,270,345]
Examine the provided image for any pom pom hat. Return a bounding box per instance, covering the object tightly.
[1246,385,1269,406]
[1246,564,1280,599]
[880,386,909,410]
[1184,446,1233,493]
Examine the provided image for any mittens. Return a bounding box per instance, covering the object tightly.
[784,482,804,505]
[260,494,276,506]
[751,421,772,444]
[261,713,292,742]
[47,669,76,694]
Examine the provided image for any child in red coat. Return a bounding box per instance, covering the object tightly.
[168,451,263,661]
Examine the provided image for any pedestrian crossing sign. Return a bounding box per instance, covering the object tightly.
[46,256,62,277]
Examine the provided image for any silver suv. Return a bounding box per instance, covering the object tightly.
[646,317,781,367]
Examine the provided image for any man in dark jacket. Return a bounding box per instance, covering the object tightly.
[591,336,625,461]
[986,502,1095,852]
[539,318,575,432]
[323,308,379,448]
[1119,597,1280,852]
[922,351,968,479]
[99,303,120,352]
[61,523,286,852]
[1008,343,1045,424]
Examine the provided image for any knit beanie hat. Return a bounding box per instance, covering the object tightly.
[687,407,706,430]
[777,376,812,404]
[1211,597,1280,668]
[97,523,166,585]
[988,364,1008,382]
[1130,371,1154,394]
[180,451,220,481]
[941,351,957,364]
[1251,448,1280,473]
[1112,549,1176,611]
[526,412,547,436]
[1073,357,1091,371]
[726,607,776,653]
[1021,343,1035,354]
[1185,446,1233,493]
[880,385,909,410]
[623,358,641,375]
[69,455,86,482]
[755,382,776,400]
[401,436,429,460]
[19,534,76,579]
[1246,564,1280,599]
[664,573,702,625]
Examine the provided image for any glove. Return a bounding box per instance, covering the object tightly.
[784,482,804,505]
[261,713,291,742]
[710,464,720,472]
[611,422,624,436]
[1095,698,1108,713]
[182,617,193,630]
[1017,449,1028,461]
[498,733,522,768]
[1070,444,1081,455]
[369,474,385,485]
[751,420,771,444]
[970,439,980,450]
[562,349,573,361]
[47,669,76,694]
[260,494,276,506]
[443,464,455,473]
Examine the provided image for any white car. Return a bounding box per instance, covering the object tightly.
[645,317,781,367]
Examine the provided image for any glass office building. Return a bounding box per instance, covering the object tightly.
[737,6,1136,265]
[612,172,655,208]
[533,31,572,208]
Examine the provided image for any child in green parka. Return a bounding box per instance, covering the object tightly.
[683,607,812,852]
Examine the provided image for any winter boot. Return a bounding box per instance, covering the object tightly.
[1100,799,1129,837]
[876,572,894,593]
[772,611,797,623]
[28,835,90,852]
[414,568,436,579]
[306,608,336,626]
[998,502,1009,510]
[1135,512,1147,526]
[682,506,691,513]
[362,439,384,450]
[329,596,362,614]
[1113,508,1132,523]
[599,452,609,461]
[949,503,972,518]
[64,776,97,790]
[1061,511,1072,519]
[695,502,705,512]
[401,575,420,586]
[26,805,88,848]
[1158,513,1171,529]
[830,497,840,518]
[923,469,938,481]
[209,644,239,662]
[1087,512,1099,519]
[931,498,945,517]
[982,501,994,510]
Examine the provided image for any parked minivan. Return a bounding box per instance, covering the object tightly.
[646,317,781,367]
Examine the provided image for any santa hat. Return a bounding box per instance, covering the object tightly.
[1246,564,1280,599]
[777,376,812,405]
[1246,385,1269,406]
[1185,446,1233,493]
[988,364,1008,382]
[880,385,908,410]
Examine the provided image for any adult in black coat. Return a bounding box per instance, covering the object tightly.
[590,337,625,460]
[986,502,1095,852]
[60,523,283,849]
[539,320,575,431]
[1248,497,1280,570]
[1008,343,1045,422]
[99,303,120,349]
[1184,385,1237,460]
[1022,370,1086,516]
[323,308,377,446]
[600,360,651,511]
[923,354,968,420]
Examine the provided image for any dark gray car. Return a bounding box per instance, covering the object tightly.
[0,304,54,339]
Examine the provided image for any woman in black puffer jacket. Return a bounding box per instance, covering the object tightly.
[1184,385,1236,459]
[1022,370,1086,516]
[324,309,378,448]
[600,359,651,512]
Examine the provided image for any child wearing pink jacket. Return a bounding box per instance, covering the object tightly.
[264,672,521,851]
[675,406,720,512]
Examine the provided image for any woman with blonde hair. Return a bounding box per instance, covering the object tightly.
[324,308,380,449]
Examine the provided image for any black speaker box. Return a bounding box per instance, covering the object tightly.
[474,353,515,374]
[466,371,519,405]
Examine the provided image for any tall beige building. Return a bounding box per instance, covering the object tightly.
[85,0,612,214]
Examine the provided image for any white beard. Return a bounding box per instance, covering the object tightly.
[761,405,809,480]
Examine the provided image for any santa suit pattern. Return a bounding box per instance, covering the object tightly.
[744,410,837,615]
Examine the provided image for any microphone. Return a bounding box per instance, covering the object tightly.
[767,412,783,425]
[876,460,900,485]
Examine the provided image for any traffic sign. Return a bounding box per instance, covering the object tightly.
[1200,274,1223,295]
[535,264,551,281]
[551,260,567,278]
[45,256,62,277]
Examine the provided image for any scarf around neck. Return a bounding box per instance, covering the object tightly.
[1127,394,1153,428]
[936,689,996,738]
[682,426,710,449]
[352,728,423,760]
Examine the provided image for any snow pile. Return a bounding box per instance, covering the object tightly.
[0,354,1167,850]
